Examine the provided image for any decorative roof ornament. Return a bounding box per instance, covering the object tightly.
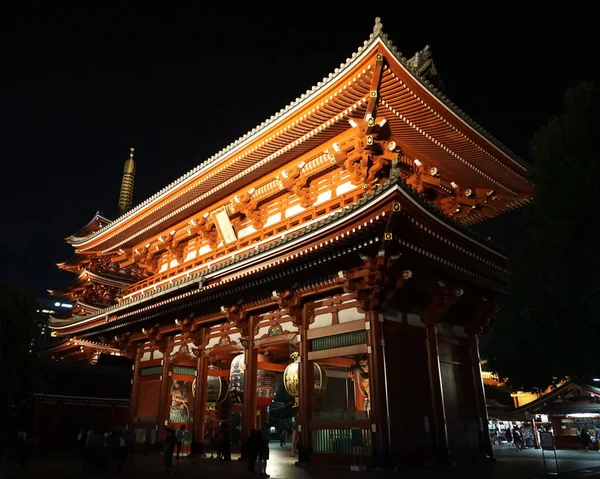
[373,17,383,36]
[407,45,445,92]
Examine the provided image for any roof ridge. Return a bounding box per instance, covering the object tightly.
[68,16,526,249]
[373,24,527,169]
[69,20,386,245]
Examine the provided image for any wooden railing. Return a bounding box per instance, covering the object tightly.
[311,422,372,455]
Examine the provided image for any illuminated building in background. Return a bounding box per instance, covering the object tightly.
[44,18,531,466]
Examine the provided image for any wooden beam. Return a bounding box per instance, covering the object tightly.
[307,319,366,340]
[257,361,286,372]
[308,343,368,361]
[313,357,355,368]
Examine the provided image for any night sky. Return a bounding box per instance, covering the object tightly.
[0,5,595,298]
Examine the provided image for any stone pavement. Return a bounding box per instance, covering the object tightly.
[2,443,600,479]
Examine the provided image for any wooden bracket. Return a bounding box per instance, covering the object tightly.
[423,282,464,327]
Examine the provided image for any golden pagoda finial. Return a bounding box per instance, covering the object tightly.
[118,147,136,216]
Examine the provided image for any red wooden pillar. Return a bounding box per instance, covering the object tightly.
[243,315,258,439]
[423,309,450,462]
[193,330,209,449]
[297,303,314,461]
[366,310,390,466]
[128,344,143,429]
[468,331,494,458]
[156,337,172,441]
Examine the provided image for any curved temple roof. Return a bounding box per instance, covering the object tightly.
[50,175,511,336]
[67,17,530,255]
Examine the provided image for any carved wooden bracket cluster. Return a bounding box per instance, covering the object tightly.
[107,333,136,359]
[143,326,169,353]
[280,164,310,207]
[328,118,398,193]
[338,251,410,311]
[422,281,464,327]
[465,297,494,336]
[273,289,304,325]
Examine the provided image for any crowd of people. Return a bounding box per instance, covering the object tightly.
[491,425,538,450]
[76,427,133,472]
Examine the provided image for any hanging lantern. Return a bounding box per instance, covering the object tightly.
[257,369,275,410]
[207,376,228,405]
[283,352,327,398]
[257,369,275,399]
[229,353,245,405]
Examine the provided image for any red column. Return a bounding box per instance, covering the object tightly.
[469,332,494,458]
[128,344,143,429]
[243,315,258,438]
[366,310,390,466]
[194,331,208,450]
[297,303,314,461]
[156,338,172,441]
[423,310,450,462]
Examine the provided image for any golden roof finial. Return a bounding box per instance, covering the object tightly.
[118,147,136,216]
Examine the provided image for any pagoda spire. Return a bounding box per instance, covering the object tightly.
[118,147,136,216]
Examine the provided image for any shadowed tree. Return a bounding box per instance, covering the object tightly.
[0,283,38,454]
[484,82,600,391]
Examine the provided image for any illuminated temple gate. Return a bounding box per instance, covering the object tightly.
[46,18,532,467]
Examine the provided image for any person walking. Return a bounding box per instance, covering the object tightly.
[513,428,523,451]
[291,427,298,457]
[220,426,231,461]
[279,429,286,448]
[258,424,270,478]
[581,428,591,452]
[15,430,27,470]
[175,425,186,459]
[505,427,513,445]
[164,427,177,474]
[247,429,261,474]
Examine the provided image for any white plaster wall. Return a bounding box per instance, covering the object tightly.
[256,326,271,338]
[265,212,281,227]
[153,350,164,359]
[338,307,363,323]
[452,325,468,338]
[310,312,332,329]
[238,225,257,239]
[283,321,298,332]
[383,309,403,323]
[406,313,424,328]
[314,190,332,206]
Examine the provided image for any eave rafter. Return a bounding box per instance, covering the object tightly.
[66,18,530,258]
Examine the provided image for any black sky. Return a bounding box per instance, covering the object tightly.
[0,4,595,298]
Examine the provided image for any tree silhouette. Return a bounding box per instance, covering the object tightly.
[485,83,600,391]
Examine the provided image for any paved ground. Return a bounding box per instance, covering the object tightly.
[2,443,600,478]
